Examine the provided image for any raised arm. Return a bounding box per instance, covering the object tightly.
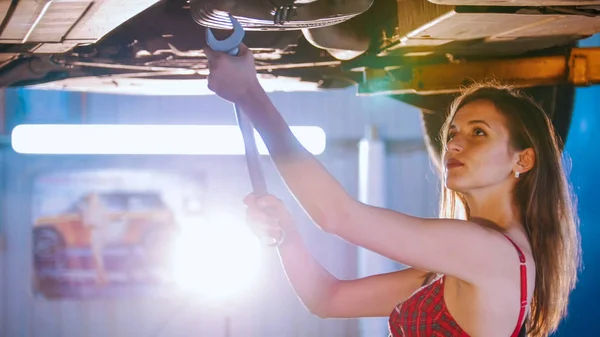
[206,45,513,285]
[277,224,432,318]
[245,194,432,318]
[238,83,512,283]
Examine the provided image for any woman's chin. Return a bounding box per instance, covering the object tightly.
[444,178,467,194]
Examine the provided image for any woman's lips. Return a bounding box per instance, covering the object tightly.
[446,158,464,169]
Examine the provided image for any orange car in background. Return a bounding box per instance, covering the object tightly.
[33,191,178,296]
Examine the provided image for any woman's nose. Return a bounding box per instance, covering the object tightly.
[446,136,463,153]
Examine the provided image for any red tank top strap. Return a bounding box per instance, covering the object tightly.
[502,233,528,337]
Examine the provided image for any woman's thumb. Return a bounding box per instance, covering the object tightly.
[237,43,253,58]
[204,46,220,60]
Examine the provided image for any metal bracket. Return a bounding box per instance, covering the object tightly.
[272,5,297,25]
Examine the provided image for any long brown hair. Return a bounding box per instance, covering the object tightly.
[438,84,581,336]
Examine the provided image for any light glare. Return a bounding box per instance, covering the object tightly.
[11,124,326,155]
[170,213,264,301]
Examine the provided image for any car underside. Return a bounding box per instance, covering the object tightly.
[1,0,599,163]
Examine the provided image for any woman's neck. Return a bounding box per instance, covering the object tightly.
[462,188,522,231]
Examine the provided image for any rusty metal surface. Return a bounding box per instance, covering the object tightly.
[386,10,600,54]
[0,0,161,45]
[357,47,600,95]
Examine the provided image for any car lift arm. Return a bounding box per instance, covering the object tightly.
[356,47,600,95]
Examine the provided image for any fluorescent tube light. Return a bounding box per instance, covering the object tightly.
[11,124,326,155]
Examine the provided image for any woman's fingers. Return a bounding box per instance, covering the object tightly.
[243,193,292,243]
[246,211,284,243]
[204,42,260,103]
[237,43,251,57]
[256,194,283,209]
[245,193,287,216]
[251,222,284,239]
[246,205,279,224]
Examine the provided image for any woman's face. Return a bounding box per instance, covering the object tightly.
[443,99,519,194]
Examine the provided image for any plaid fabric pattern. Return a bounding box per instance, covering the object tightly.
[388,234,528,337]
[388,275,468,337]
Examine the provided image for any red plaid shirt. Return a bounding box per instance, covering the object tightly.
[388,234,528,337]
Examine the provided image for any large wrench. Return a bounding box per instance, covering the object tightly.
[205,14,244,57]
[206,16,284,246]
[206,15,267,197]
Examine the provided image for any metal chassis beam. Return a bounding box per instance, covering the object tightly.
[356,47,600,96]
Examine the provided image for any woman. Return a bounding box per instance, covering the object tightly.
[205,45,581,337]
[79,192,109,286]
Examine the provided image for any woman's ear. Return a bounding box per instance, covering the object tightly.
[515,147,535,174]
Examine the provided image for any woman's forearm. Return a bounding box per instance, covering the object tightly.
[276,227,339,316]
[238,85,356,231]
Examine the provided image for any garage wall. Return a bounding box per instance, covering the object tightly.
[554,34,600,337]
[0,87,440,337]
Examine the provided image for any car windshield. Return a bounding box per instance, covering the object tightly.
[65,193,165,213]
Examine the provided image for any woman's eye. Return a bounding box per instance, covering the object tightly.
[473,128,486,136]
[447,133,455,141]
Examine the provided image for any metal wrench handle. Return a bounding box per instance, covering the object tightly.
[206,15,283,247]
[206,15,267,195]
[236,103,284,248]
[234,103,268,197]
[210,18,267,195]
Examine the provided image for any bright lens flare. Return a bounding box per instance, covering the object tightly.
[171,212,263,301]
[11,124,326,155]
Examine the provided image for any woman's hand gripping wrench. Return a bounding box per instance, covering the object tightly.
[206,16,285,247]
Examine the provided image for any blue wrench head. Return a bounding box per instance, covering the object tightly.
[205,14,245,55]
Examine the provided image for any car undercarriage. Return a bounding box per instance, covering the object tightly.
[1,0,598,88]
[2,0,600,164]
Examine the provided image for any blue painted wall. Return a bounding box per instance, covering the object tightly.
[555,35,600,336]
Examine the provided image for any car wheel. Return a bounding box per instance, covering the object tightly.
[33,227,66,268]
